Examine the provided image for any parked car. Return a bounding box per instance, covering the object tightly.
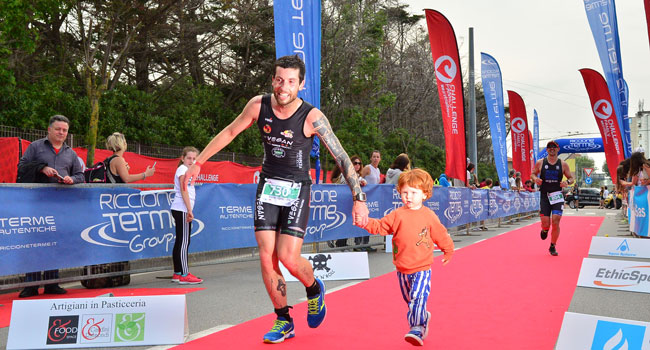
[565,187,600,208]
[604,193,623,209]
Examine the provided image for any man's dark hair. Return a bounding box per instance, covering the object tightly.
[274,55,306,82]
[49,114,70,126]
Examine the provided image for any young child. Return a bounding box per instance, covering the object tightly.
[362,168,454,346]
[170,146,203,284]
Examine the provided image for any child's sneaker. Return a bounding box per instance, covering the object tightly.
[423,311,431,339]
[263,317,295,343]
[171,273,181,283]
[404,326,424,346]
[307,278,326,328]
[178,273,203,284]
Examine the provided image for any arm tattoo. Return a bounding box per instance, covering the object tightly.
[312,115,363,196]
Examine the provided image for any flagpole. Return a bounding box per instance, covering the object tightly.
[468,27,477,167]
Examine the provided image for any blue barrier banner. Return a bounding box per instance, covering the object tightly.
[629,186,650,237]
[480,53,509,190]
[584,0,630,157]
[273,0,322,182]
[0,185,539,275]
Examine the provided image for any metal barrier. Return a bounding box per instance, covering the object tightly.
[1,182,539,291]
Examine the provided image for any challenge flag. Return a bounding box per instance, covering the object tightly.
[507,91,532,182]
[480,53,509,189]
[273,0,322,182]
[579,68,626,183]
[425,9,467,185]
[583,0,630,158]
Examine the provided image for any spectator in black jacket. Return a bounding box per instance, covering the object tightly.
[17,115,84,298]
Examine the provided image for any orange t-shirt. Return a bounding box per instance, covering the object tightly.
[364,206,454,274]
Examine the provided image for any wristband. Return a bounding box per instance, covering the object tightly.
[195,160,204,167]
[143,173,146,180]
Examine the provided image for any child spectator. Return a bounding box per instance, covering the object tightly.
[361,169,454,346]
[170,146,203,284]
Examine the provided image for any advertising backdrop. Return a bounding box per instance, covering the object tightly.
[0,185,539,276]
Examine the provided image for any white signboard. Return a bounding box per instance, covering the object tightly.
[577,258,650,294]
[556,312,650,350]
[589,236,650,258]
[7,295,187,349]
[280,252,370,282]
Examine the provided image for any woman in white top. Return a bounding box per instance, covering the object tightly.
[361,150,381,184]
[171,146,203,284]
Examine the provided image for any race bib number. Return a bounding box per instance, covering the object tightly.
[548,191,564,205]
[260,178,301,207]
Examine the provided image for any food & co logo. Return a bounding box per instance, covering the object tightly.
[47,315,79,344]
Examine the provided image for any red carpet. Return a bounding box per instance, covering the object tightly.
[0,287,204,328]
[172,216,602,349]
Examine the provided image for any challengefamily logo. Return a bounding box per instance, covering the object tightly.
[80,192,204,253]
[593,99,613,120]
[510,117,526,134]
[434,55,457,83]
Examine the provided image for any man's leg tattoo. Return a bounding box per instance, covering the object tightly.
[277,279,287,297]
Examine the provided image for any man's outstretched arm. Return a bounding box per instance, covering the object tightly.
[309,112,369,226]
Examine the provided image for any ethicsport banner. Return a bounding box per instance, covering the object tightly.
[0,185,538,276]
[577,257,650,294]
[480,53,509,190]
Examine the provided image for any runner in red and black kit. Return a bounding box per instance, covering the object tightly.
[531,140,574,256]
[183,55,369,343]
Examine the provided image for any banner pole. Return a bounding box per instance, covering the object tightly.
[468,27,477,167]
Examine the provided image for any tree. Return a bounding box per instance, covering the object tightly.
[73,0,141,165]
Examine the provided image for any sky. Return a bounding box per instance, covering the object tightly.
[402,0,650,172]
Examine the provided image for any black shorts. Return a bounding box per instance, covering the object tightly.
[254,175,311,238]
[540,193,564,217]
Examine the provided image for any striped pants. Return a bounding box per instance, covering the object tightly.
[171,210,192,275]
[397,269,431,328]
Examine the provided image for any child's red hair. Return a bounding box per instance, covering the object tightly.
[397,169,433,198]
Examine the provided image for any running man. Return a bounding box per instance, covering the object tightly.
[184,55,369,343]
[531,140,574,256]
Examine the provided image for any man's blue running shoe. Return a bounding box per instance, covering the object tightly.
[262,317,295,344]
[307,278,326,328]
